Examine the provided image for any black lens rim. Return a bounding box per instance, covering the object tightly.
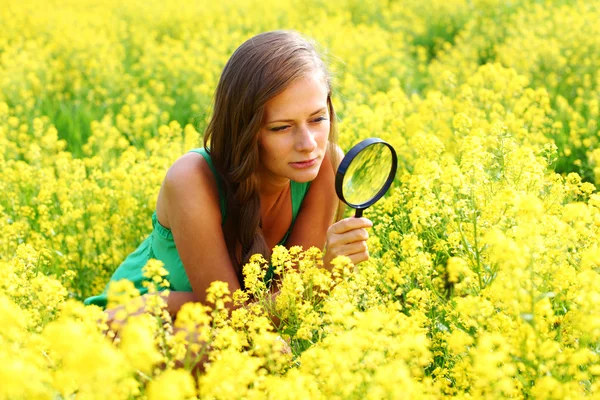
[335,137,398,211]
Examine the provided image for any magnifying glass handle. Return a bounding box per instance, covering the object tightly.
[354,208,363,218]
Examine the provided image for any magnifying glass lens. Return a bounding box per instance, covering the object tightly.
[343,145,392,205]
[335,138,398,218]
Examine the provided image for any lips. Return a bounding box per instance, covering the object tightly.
[293,158,317,163]
[289,157,318,168]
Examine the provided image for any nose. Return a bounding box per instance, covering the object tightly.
[294,124,317,153]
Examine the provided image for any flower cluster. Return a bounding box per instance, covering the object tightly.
[2,0,600,398]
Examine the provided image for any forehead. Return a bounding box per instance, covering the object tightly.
[263,71,328,121]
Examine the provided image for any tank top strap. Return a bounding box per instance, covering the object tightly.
[277,180,311,246]
[290,180,311,224]
[188,147,227,224]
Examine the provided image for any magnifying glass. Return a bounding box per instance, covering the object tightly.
[335,138,398,218]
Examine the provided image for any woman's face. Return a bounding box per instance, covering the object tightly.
[257,70,330,185]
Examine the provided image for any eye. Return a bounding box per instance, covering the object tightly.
[270,125,290,132]
[312,116,328,123]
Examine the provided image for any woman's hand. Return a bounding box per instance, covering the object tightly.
[102,305,127,343]
[323,217,372,269]
[102,296,150,342]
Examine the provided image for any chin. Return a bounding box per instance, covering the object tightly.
[292,173,319,183]
[289,162,322,182]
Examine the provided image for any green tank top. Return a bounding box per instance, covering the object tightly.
[84,147,311,309]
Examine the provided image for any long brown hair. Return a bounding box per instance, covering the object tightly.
[203,30,339,284]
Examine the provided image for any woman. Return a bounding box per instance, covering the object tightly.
[84,30,372,323]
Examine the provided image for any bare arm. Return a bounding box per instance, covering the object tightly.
[162,152,242,304]
[103,152,240,330]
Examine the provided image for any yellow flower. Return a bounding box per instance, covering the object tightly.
[199,349,263,399]
[142,258,170,290]
[147,369,196,400]
[119,314,164,374]
[3,0,600,396]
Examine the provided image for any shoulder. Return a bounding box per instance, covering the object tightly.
[162,151,222,223]
[165,151,215,187]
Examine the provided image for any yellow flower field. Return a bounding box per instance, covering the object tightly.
[1,0,600,398]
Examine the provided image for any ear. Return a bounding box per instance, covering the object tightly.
[256,130,263,146]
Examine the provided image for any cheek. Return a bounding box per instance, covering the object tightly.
[318,122,331,144]
[260,137,286,162]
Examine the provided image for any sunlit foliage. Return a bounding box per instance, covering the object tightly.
[2,0,600,398]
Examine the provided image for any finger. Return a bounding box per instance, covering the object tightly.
[330,228,369,246]
[339,240,368,256]
[329,217,372,234]
[326,242,368,264]
[109,326,122,344]
[105,329,117,341]
[348,250,369,265]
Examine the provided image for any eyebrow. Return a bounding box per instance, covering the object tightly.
[266,107,327,124]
